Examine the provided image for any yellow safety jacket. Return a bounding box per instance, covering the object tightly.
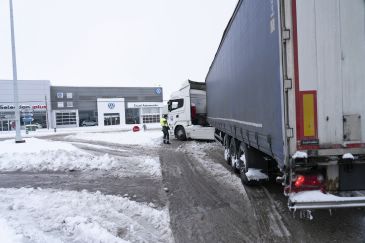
[160,117,169,127]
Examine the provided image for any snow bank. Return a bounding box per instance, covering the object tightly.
[245,168,269,181]
[0,218,23,243]
[67,130,162,146]
[0,188,173,243]
[0,138,161,177]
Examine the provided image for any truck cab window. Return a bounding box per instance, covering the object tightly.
[168,99,184,111]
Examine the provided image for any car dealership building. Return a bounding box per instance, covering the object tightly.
[50,86,163,128]
[0,80,163,131]
[0,80,51,131]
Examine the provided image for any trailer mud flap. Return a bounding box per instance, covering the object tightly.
[339,163,365,191]
[288,191,365,210]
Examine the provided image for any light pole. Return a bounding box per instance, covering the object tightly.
[9,0,24,143]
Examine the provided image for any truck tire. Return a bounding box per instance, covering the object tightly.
[223,134,231,163]
[239,144,256,186]
[229,139,240,173]
[175,126,187,141]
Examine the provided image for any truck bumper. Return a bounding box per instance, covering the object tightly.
[185,125,215,140]
[288,190,365,210]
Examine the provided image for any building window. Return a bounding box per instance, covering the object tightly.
[126,108,140,124]
[66,93,73,99]
[56,92,63,99]
[142,114,160,123]
[141,107,160,123]
[67,102,73,107]
[57,102,64,108]
[55,111,77,126]
[104,113,120,126]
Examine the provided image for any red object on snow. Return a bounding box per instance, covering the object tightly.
[132,126,140,132]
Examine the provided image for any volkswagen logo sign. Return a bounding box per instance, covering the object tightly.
[108,103,115,109]
[155,88,162,95]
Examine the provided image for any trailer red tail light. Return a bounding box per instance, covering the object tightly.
[293,174,324,192]
[294,175,305,187]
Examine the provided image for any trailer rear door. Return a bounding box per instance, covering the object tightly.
[294,0,365,148]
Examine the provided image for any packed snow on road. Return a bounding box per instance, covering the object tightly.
[180,142,247,196]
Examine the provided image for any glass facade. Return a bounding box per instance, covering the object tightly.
[0,110,48,131]
[104,113,120,126]
[126,108,140,124]
[0,119,13,131]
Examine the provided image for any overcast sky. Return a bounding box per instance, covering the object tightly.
[0,0,237,100]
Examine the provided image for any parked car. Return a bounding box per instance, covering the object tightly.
[33,123,43,129]
[25,124,41,131]
[81,120,97,126]
[27,123,43,129]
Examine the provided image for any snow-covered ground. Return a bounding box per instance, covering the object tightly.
[0,124,161,139]
[66,130,162,146]
[0,137,161,177]
[0,188,173,243]
[0,218,23,243]
[0,137,79,153]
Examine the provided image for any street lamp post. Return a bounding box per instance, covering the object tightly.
[9,0,25,143]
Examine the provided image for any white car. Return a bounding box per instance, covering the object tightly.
[31,123,43,129]
[82,120,97,126]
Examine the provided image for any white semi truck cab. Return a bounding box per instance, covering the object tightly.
[167,80,214,141]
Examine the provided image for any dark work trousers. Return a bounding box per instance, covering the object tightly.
[162,127,170,144]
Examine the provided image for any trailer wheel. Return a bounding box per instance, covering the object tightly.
[229,139,240,173]
[239,144,256,186]
[175,126,187,141]
[223,135,231,163]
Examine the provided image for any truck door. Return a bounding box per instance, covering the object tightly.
[339,0,365,144]
[294,0,365,147]
[168,98,186,127]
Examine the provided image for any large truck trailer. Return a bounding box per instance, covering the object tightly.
[206,0,365,210]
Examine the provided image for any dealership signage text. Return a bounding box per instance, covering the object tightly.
[0,104,47,110]
[127,102,162,108]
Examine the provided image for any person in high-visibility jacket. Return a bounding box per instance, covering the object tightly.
[160,114,170,144]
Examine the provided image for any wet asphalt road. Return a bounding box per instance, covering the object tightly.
[1,134,365,242]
